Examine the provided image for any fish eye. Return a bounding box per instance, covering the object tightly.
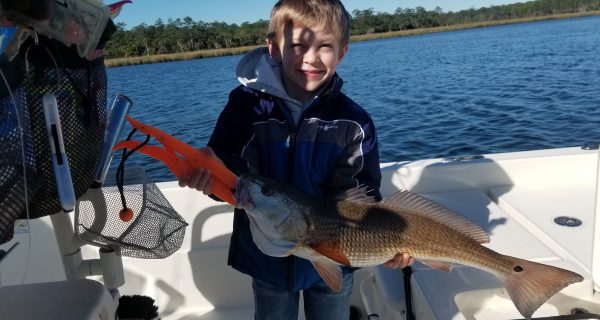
[261,185,275,196]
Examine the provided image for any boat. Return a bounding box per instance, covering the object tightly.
[2,144,600,319]
[1,2,599,319]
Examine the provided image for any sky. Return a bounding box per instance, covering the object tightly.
[109,0,523,28]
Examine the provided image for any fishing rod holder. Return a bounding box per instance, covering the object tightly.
[50,208,125,292]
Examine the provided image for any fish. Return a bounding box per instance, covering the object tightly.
[234,172,584,319]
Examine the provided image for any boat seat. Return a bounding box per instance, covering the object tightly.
[0,279,116,320]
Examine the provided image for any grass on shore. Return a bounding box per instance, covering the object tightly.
[104,11,600,68]
[105,45,262,67]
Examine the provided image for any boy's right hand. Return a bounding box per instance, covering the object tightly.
[178,146,221,195]
[178,168,213,195]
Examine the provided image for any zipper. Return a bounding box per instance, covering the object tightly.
[275,94,326,291]
[274,97,300,292]
[273,97,299,184]
[273,79,337,291]
[286,130,296,183]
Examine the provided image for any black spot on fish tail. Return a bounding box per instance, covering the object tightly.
[501,256,583,319]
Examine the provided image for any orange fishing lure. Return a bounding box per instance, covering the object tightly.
[113,116,237,205]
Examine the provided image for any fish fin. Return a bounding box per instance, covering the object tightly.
[312,261,343,293]
[334,186,378,204]
[384,190,490,244]
[421,260,452,272]
[501,256,583,319]
[310,243,351,266]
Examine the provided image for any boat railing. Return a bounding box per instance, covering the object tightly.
[592,146,600,292]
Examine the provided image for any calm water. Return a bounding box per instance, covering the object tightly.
[107,16,600,182]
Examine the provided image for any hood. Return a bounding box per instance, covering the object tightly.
[236,47,342,126]
[236,47,291,101]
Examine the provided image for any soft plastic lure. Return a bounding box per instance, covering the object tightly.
[113,116,237,206]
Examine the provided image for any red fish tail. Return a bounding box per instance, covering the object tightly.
[501,256,583,319]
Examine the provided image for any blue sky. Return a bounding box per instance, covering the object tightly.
[109,0,522,28]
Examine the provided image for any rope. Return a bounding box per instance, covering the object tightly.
[116,128,149,212]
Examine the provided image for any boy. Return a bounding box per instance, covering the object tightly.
[180,0,413,318]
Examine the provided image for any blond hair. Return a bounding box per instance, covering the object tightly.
[267,0,351,46]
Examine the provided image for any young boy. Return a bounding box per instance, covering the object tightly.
[180,0,413,318]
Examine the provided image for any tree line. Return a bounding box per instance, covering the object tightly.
[106,0,600,58]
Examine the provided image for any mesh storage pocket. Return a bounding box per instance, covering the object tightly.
[21,36,107,220]
[75,166,188,259]
[0,85,36,243]
[0,34,107,244]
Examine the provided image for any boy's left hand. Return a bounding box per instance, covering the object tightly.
[383,252,414,269]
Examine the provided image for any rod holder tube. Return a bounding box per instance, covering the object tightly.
[49,211,84,280]
[99,248,125,290]
[77,258,103,277]
[93,93,133,188]
[43,93,76,212]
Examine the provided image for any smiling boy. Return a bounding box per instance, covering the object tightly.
[267,4,347,102]
[179,0,413,319]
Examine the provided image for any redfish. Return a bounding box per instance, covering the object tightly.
[235,173,583,319]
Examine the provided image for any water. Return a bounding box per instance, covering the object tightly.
[107,16,600,182]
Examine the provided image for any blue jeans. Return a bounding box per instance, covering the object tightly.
[252,273,353,320]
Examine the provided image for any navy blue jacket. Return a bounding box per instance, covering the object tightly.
[208,59,381,291]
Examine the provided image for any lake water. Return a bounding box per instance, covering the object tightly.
[107,16,600,182]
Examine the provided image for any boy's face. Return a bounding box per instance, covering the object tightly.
[269,23,348,102]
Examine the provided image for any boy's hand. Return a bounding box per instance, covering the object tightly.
[383,252,414,269]
[178,168,213,194]
[178,147,222,195]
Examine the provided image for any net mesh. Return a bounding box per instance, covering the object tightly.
[0,85,36,244]
[75,166,188,259]
[21,37,107,220]
[0,35,106,243]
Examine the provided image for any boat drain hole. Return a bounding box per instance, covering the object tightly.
[554,216,582,227]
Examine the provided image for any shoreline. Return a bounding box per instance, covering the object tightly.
[104,11,600,68]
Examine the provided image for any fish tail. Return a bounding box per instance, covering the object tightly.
[501,256,583,319]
